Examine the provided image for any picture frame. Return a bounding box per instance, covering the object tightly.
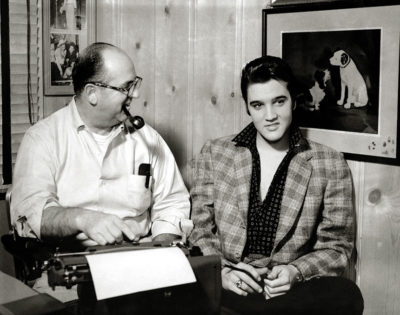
[43,0,96,95]
[262,0,400,164]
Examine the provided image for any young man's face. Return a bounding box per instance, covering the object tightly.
[246,79,293,144]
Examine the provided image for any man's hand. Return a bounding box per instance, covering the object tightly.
[221,262,269,296]
[263,264,301,299]
[75,211,136,246]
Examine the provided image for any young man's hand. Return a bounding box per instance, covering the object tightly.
[263,264,301,299]
[221,262,269,296]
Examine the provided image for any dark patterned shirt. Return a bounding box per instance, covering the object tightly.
[233,123,308,257]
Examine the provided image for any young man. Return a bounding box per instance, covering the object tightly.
[189,55,363,314]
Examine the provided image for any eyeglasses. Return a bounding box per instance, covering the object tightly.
[87,76,142,97]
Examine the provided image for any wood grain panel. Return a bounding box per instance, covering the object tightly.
[240,0,264,128]
[153,0,191,175]
[96,0,122,47]
[359,162,400,315]
[191,0,242,156]
[97,0,156,127]
[347,160,364,282]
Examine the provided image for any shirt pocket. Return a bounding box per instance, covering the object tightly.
[126,174,153,214]
[99,175,152,216]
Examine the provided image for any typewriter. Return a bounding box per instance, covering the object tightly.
[2,234,221,315]
[45,240,203,289]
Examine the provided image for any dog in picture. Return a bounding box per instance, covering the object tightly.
[308,69,331,111]
[329,49,368,109]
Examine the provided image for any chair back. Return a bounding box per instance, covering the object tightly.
[5,185,12,231]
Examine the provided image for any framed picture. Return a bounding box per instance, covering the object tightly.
[43,0,96,95]
[262,0,400,164]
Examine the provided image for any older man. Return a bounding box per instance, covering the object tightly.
[11,42,190,246]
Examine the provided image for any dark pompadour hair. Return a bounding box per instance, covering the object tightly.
[72,42,116,94]
[240,55,298,105]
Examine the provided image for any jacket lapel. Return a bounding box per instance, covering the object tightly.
[232,146,252,227]
[273,153,313,251]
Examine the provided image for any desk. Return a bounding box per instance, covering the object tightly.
[0,271,66,315]
[0,271,37,304]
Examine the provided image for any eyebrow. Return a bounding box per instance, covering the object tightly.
[249,95,288,106]
[249,100,262,106]
[274,95,288,101]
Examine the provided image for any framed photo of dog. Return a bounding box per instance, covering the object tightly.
[262,0,400,164]
[43,0,96,95]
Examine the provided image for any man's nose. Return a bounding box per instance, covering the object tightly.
[264,105,277,121]
[125,92,139,107]
[130,88,140,99]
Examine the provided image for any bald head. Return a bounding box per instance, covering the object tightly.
[100,47,135,84]
[72,42,133,95]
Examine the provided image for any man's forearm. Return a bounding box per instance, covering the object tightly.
[41,207,136,245]
[40,206,87,239]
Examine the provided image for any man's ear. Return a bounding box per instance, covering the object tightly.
[85,85,97,105]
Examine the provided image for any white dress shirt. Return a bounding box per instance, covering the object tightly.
[11,98,190,239]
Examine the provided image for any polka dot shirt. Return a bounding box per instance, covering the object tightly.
[233,123,307,257]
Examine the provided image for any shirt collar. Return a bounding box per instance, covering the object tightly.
[69,97,125,134]
[69,97,86,131]
[233,122,257,148]
[233,122,309,153]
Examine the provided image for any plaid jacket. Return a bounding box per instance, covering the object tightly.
[189,131,354,280]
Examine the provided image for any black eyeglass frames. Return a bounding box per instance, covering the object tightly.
[86,76,142,97]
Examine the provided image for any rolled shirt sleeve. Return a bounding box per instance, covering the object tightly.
[11,129,59,239]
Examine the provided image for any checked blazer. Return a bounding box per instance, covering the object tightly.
[189,128,355,281]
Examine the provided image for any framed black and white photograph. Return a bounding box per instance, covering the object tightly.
[262,1,400,163]
[43,0,96,95]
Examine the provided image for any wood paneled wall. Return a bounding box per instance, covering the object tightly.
[41,1,399,314]
[95,0,259,187]
[358,162,400,315]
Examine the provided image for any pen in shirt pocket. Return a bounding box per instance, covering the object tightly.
[138,163,150,188]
